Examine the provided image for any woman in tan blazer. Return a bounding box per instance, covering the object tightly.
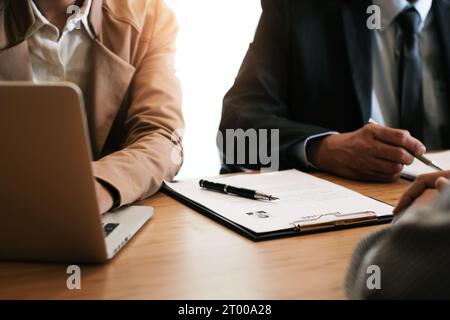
[0,0,184,213]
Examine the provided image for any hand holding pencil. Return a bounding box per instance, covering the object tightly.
[307,120,428,182]
[368,119,444,172]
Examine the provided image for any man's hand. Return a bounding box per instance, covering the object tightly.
[95,181,114,215]
[308,123,426,182]
[394,171,450,215]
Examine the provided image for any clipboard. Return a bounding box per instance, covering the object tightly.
[162,171,394,241]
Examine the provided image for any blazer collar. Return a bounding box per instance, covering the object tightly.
[8,0,35,42]
[88,0,103,40]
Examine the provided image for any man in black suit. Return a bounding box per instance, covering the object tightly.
[219,0,450,182]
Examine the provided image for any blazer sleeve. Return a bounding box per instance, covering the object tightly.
[346,188,450,299]
[219,0,331,171]
[93,0,184,206]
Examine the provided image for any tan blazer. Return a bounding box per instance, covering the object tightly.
[0,0,184,206]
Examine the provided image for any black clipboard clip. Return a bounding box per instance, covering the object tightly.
[291,211,378,232]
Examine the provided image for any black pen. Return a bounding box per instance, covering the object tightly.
[199,180,279,201]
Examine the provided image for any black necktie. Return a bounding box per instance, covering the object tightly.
[397,8,423,141]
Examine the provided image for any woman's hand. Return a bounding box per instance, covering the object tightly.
[95,180,114,215]
[394,171,450,215]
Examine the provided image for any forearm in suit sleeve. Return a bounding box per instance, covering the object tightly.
[346,188,450,299]
[93,0,184,206]
[219,0,331,170]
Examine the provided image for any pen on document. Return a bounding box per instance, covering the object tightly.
[199,180,280,201]
[368,119,444,172]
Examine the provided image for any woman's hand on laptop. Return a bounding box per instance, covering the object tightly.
[394,171,450,215]
[95,181,114,214]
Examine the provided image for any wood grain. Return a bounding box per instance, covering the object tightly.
[0,174,410,300]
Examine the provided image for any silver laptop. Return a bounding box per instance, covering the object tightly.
[0,82,153,263]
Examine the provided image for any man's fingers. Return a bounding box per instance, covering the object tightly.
[371,125,426,157]
[372,140,414,165]
[365,157,404,176]
[348,165,401,183]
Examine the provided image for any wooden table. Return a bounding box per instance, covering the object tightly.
[0,173,410,300]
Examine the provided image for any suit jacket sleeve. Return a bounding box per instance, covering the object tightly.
[346,188,450,299]
[92,0,184,206]
[219,0,331,171]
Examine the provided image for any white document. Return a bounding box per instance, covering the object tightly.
[165,170,393,234]
[402,150,450,180]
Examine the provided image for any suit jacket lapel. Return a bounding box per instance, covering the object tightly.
[341,0,373,123]
[0,0,34,80]
[89,0,103,41]
[432,0,450,146]
[0,41,33,81]
[433,0,450,105]
[86,41,136,159]
[81,0,137,158]
[7,0,35,40]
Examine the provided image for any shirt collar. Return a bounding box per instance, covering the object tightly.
[27,0,94,39]
[372,0,433,32]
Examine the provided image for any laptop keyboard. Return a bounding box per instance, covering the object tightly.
[104,223,119,238]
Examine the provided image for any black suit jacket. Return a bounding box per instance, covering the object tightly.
[219,0,450,172]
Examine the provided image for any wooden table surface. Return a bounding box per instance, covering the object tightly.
[0,173,410,300]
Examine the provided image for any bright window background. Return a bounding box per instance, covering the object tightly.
[166,0,262,179]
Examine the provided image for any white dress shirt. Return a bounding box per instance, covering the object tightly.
[299,0,448,166]
[27,0,94,99]
[372,0,448,149]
